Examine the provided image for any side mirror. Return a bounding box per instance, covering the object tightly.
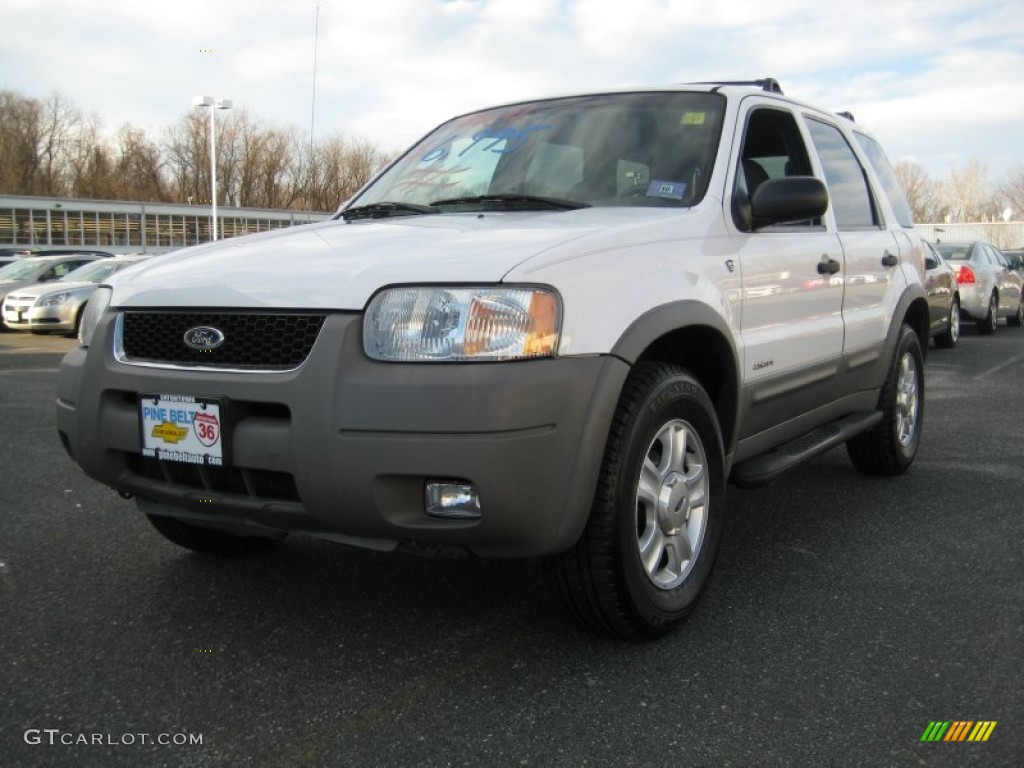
[749,177,829,228]
[925,257,937,271]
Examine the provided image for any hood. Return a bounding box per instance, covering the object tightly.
[108,208,691,309]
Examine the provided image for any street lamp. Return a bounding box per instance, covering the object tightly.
[192,94,232,241]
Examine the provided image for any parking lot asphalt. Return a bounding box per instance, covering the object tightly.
[1,328,1022,767]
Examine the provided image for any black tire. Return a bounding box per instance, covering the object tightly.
[1008,298,1023,327]
[934,296,960,349]
[146,513,285,556]
[67,306,86,338]
[847,325,924,475]
[978,292,998,335]
[545,363,725,640]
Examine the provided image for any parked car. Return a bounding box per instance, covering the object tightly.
[0,248,34,267]
[0,254,104,329]
[923,241,960,348]
[935,240,1024,332]
[3,255,151,335]
[1002,248,1023,274]
[57,79,930,640]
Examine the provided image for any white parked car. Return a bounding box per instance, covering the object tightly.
[57,80,930,640]
[3,255,151,335]
[935,240,1024,333]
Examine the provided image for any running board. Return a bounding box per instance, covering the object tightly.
[730,411,883,489]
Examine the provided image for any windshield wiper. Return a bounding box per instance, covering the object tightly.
[428,194,591,211]
[340,201,441,221]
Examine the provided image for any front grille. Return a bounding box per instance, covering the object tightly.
[124,453,300,502]
[120,311,327,370]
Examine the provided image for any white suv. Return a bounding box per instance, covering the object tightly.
[57,80,930,639]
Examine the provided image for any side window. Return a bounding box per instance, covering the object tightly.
[854,132,913,227]
[806,118,878,230]
[732,107,815,230]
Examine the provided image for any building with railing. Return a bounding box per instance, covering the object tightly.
[3,193,1021,255]
[0,195,333,254]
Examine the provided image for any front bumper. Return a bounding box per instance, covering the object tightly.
[57,311,628,557]
[3,299,77,331]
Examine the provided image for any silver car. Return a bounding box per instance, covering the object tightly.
[3,255,151,335]
[0,254,104,320]
[935,240,1024,333]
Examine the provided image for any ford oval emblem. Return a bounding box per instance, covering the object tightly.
[183,326,226,352]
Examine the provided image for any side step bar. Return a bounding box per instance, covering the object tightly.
[730,411,883,489]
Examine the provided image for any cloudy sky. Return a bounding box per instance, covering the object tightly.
[3,0,1023,181]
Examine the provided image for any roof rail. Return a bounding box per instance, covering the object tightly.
[836,110,856,122]
[690,78,784,94]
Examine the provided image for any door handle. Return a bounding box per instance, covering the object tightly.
[817,257,841,275]
[882,252,898,267]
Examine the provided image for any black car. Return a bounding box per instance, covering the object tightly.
[924,240,960,348]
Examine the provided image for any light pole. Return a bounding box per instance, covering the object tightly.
[192,94,232,241]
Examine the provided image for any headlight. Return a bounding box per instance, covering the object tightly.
[78,287,112,347]
[364,286,560,361]
[38,292,72,307]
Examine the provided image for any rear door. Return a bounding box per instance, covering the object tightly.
[989,245,1023,313]
[804,118,910,382]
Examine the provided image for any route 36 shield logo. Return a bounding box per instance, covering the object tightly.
[193,411,220,447]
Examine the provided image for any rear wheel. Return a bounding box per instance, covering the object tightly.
[934,296,960,349]
[146,512,286,556]
[1008,298,1024,327]
[847,324,924,475]
[545,363,725,640]
[978,292,998,335]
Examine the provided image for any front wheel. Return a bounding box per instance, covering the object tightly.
[847,325,924,475]
[545,364,725,640]
[935,297,960,349]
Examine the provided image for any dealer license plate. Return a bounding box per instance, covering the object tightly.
[139,394,224,466]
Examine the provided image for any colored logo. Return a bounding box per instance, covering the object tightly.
[150,421,189,444]
[920,721,997,742]
[193,411,220,447]
[183,326,225,352]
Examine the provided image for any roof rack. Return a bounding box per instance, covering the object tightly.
[690,78,784,94]
[836,110,856,122]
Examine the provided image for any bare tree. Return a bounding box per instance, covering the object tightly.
[114,124,167,201]
[893,161,945,223]
[997,167,1024,221]
[947,160,994,222]
[0,90,43,194]
[163,112,209,205]
[36,92,83,195]
[2,85,395,212]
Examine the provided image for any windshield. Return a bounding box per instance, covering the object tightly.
[934,243,971,261]
[0,259,48,281]
[351,91,725,212]
[60,259,139,283]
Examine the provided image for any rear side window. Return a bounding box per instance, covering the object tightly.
[806,118,878,229]
[854,132,914,227]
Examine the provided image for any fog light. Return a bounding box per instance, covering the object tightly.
[425,481,481,520]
